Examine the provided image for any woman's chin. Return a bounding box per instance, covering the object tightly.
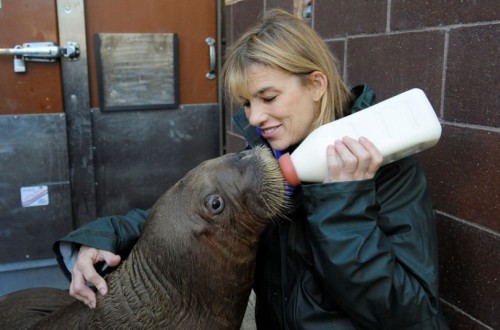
[269,141,288,152]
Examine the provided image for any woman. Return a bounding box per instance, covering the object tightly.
[55,9,449,329]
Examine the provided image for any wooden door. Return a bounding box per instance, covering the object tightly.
[0,0,220,295]
[0,0,73,295]
[84,0,220,218]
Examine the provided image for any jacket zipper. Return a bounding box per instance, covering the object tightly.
[279,221,290,330]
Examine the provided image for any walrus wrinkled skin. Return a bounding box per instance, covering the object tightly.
[0,146,289,329]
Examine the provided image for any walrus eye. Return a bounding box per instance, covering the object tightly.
[206,195,224,215]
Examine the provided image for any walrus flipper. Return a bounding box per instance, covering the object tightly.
[0,287,76,329]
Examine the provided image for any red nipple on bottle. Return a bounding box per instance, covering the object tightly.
[278,153,301,187]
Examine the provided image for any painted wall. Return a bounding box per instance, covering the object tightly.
[224,1,499,329]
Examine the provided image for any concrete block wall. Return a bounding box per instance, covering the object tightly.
[224,1,499,329]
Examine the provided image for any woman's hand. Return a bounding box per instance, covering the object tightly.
[324,136,383,183]
[69,246,121,309]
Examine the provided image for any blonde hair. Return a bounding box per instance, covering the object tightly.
[222,9,351,127]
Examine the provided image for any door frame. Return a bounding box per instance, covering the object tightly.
[57,0,95,227]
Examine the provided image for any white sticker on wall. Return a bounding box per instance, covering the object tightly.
[20,185,49,207]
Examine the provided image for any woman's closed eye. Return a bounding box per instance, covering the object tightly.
[262,95,277,103]
[240,94,276,108]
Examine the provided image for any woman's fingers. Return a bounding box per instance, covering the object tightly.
[325,144,341,182]
[324,136,383,183]
[358,136,383,175]
[70,266,98,308]
[69,246,122,309]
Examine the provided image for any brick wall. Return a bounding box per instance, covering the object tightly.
[224,1,499,329]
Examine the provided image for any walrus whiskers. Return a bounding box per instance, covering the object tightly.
[253,146,292,220]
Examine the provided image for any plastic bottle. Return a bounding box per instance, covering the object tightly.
[278,88,442,186]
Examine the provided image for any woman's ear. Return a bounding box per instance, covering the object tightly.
[309,71,328,102]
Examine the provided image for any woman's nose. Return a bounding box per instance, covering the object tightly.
[246,104,268,127]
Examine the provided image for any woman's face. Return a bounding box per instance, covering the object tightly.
[241,64,322,151]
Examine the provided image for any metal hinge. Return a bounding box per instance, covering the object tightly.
[0,41,80,73]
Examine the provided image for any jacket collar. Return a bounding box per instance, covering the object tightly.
[349,84,376,114]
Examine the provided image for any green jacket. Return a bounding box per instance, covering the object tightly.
[55,85,449,329]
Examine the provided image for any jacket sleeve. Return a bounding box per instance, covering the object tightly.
[53,208,149,279]
[302,157,446,329]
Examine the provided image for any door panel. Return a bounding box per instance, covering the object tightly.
[85,0,217,107]
[0,0,63,115]
[92,103,219,216]
[0,114,73,264]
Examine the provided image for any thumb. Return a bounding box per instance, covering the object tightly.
[100,251,121,268]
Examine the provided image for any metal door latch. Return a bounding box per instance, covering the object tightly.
[0,41,80,73]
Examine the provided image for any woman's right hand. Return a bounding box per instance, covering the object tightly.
[69,246,121,309]
[324,136,383,183]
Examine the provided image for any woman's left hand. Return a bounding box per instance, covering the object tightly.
[324,136,383,183]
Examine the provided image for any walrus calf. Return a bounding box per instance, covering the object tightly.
[0,146,289,329]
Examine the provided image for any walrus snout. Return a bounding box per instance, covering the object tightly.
[228,146,290,222]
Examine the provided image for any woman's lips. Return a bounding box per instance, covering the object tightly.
[261,125,281,139]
